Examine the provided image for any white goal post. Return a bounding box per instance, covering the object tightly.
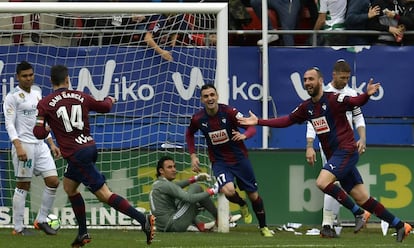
[0,2,230,233]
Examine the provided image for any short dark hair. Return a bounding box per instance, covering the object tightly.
[16,61,33,75]
[333,59,351,73]
[156,155,174,177]
[200,84,216,94]
[50,65,68,86]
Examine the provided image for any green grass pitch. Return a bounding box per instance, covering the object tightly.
[1,224,413,248]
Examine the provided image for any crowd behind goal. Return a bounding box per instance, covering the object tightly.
[0,1,219,47]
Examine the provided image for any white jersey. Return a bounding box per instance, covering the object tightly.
[3,85,45,144]
[318,0,346,30]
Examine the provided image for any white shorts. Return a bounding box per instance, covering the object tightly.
[12,142,58,181]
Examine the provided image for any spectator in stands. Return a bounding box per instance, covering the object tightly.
[186,32,217,47]
[300,0,319,46]
[55,0,75,29]
[367,0,405,45]
[77,16,108,46]
[144,14,189,61]
[10,0,42,45]
[250,0,302,46]
[149,156,241,232]
[77,11,185,60]
[229,0,252,30]
[345,0,381,45]
[100,0,147,45]
[313,0,348,46]
[77,0,142,46]
[144,13,217,57]
[383,0,414,45]
[302,0,319,26]
[101,13,147,45]
[183,12,217,46]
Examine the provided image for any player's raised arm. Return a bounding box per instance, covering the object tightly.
[88,95,115,113]
[347,78,380,107]
[239,111,294,128]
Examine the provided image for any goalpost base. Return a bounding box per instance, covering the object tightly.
[217,193,229,233]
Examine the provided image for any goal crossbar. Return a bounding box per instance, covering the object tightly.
[0,2,227,14]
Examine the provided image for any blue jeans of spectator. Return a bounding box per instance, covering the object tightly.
[250,0,301,46]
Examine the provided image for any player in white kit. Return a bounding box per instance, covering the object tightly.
[3,61,61,235]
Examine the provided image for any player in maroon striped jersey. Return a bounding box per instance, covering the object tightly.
[238,67,411,242]
[186,84,273,237]
[33,65,155,247]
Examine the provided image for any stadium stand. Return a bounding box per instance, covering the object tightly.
[230,5,314,46]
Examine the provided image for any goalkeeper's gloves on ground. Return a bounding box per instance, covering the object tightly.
[206,182,219,196]
[189,173,211,183]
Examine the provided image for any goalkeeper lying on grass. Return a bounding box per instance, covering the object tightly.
[150,156,240,232]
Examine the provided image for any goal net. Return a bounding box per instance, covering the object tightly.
[0,2,228,230]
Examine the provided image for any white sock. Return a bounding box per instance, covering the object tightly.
[332,199,341,225]
[13,188,28,232]
[322,194,338,227]
[322,209,334,227]
[37,186,57,223]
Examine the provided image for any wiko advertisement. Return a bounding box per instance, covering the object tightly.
[0,46,413,150]
[229,46,413,118]
[0,46,413,225]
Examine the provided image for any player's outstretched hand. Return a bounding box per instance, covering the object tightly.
[238,110,259,126]
[196,173,211,182]
[366,78,380,96]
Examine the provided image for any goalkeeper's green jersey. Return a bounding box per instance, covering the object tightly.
[149,176,210,231]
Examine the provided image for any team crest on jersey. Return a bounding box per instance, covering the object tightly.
[322,103,327,111]
[221,118,226,124]
[19,93,25,99]
[311,116,330,134]
[235,112,243,118]
[208,129,229,145]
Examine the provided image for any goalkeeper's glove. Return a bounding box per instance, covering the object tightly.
[206,182,219,196]
[189,173,211,183]
[196,173,211,182]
